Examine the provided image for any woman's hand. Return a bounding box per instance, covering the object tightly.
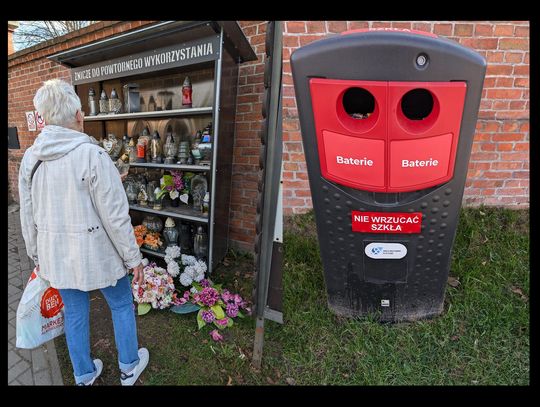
[120,173,128,182]
[130,263,144,286]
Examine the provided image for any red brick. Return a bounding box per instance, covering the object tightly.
[514,143,529,151]
[491,133,526,142]
[499,38,529,50]
[493,24,514,36]
[514,77,529,88]
[514,26,529,37]
[496,143,514,151]
[501,153,529,161]
[286,21,306,33]
[306,21,325,33]
[470,152,499,161]
[486,89,522,99]
[348,21,369,30]
[486,64,513,76]
[372,22,392,29]
[486,52,504,63]
[475,23,494,36]
[326,21,348,33]
[454,23,473,36]
[433,23,452,35]
[391,22,412,29]
[490,161,522,170]
[504,52,524,63]
[412,23,432,32]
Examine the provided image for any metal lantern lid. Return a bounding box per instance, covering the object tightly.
[100,89,108,100]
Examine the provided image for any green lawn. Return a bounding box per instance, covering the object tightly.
[55,207,529,385]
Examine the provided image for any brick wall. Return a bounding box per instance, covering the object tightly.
[7,20,267,252]
[230,21,267,251]
[282,21,530,214]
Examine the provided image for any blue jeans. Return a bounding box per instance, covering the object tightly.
[58,275,140,384]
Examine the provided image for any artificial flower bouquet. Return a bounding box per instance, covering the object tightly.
[157,170,188,203]
[133,224,164,251]
[164,245,207,286]
[176,279,251,342]
[131,259,182,315]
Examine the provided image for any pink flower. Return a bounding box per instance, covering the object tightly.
[226,303,239,318]
[233,294,243,305]
[199,287,220,307]
[221,290,234,303]
[216,318,229,327]
[201,310,215,323]
[200,279,211,288]
[178,297,187,305]
[183,291,191,300]
[210,329,223,342]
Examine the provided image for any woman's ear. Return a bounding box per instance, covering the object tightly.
[75,110,85,131]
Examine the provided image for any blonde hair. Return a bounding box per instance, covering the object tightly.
[33,79,81,127]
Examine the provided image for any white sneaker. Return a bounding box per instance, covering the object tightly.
[120,348,149,386]
[77,359,103,386]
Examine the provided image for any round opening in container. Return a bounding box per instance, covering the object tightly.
[343,87,375,119]
[337,87,379,133]
[397,88,439,134]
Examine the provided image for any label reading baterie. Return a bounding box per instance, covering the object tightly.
[352,211,423,234]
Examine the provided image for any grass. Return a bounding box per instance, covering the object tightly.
[278,207,529,385]
[55,207,529,385]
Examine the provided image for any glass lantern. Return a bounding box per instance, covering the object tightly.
[179,222,193,255]
[163,133,177,164]
[177,141,190,165]
[193,225,208,260]
[125,182,138,204]
[142,215,163,233]
[150,130,163,163]
[147,181,157,208]
[162,217,179,248]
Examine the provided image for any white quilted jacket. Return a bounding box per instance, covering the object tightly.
[18,125,142,291]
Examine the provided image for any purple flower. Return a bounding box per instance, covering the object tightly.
[233,294,243,305]
[201,309,215,323]
[226,303,239,318]
[199,287,219,307]
[216,318,229,327]
[200,279,211,288]
[210,329,223,342]
[183,291,191,300]
[166,185,173,191]
[221,290,234,303]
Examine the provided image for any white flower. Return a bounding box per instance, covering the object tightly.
[179,272,193,287]
[190,287,199,294]
[193,272,204,282]
[165,245,181,259]
[167,261,180,277]
[181,254,197,266]
[170,189,180,200]
[164,255,173,264]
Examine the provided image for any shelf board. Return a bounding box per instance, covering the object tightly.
[129,162,211,171]
[129,203,208,224]
[84,107,213,121]
[140,247,166,258]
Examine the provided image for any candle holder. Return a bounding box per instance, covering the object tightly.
[163,133,177,164]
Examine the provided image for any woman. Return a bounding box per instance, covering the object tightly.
[18,79,149,386]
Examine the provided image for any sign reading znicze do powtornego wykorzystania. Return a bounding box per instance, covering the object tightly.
[71,36,220,85]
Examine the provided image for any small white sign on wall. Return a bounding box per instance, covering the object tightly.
[35,111,45,130]
[26,111,36,131]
